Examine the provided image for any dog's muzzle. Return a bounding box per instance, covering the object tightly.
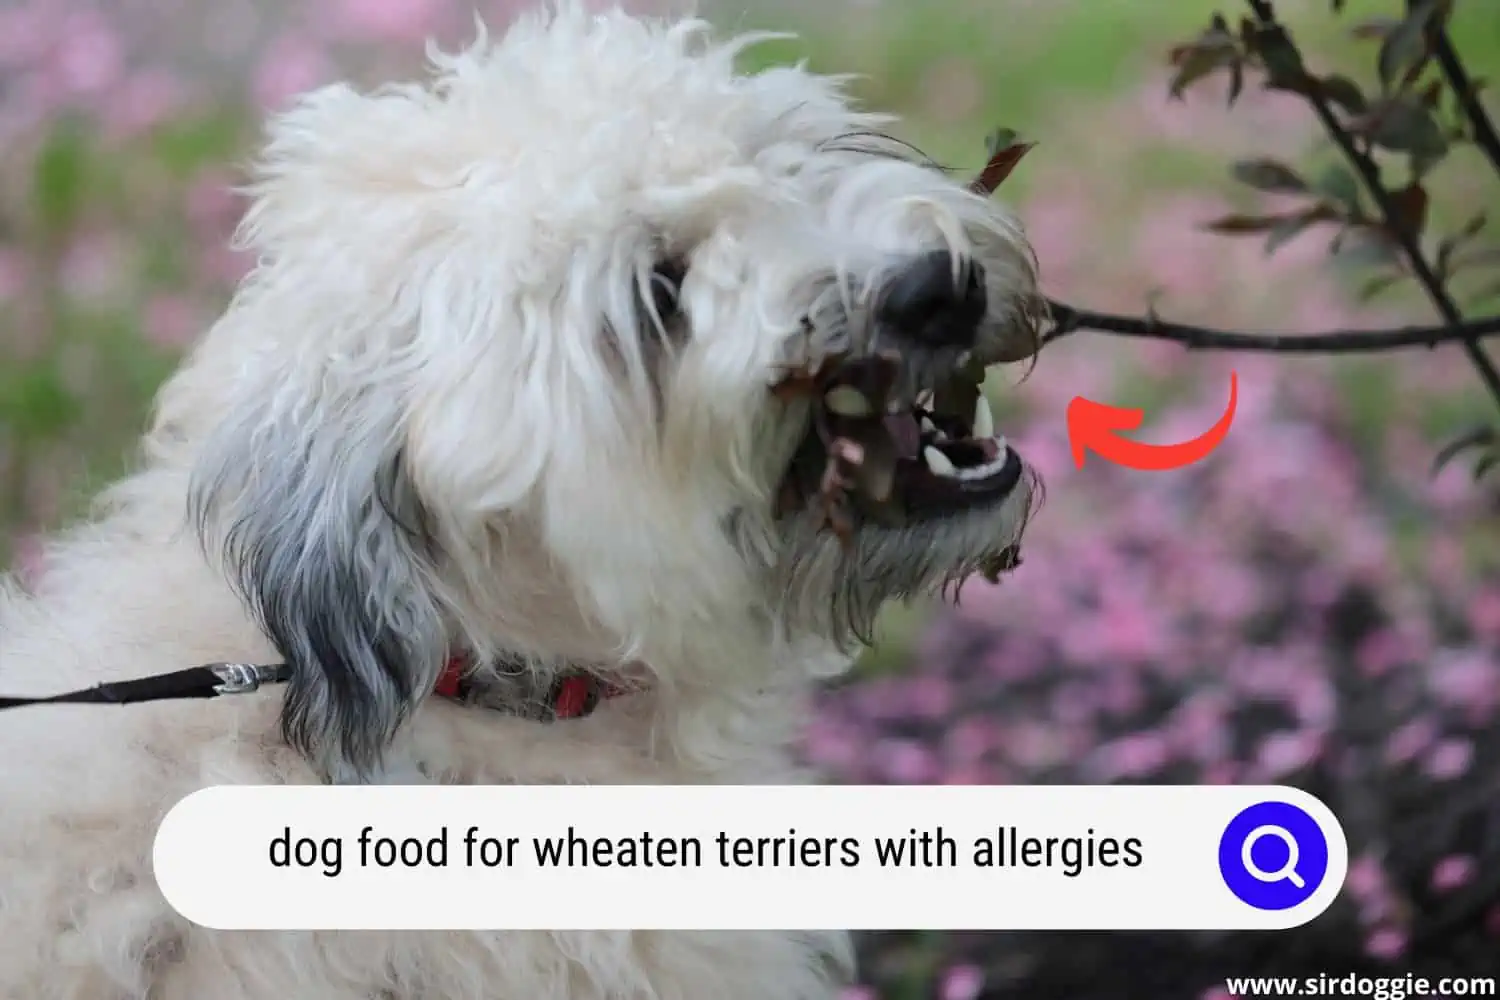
[773,250,1030,536]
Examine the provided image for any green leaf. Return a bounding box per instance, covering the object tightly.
[1357,272,1403,301]
[1265,213,1318,255]
[1320,74,1369,114]
[1354,95,1449,157]
[1311,164,1362,212]
[1377,2,1436,89]
[1475,452,1500,482]
[1231,158,1308,194]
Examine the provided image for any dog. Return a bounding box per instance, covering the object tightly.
[0,4,1043,998]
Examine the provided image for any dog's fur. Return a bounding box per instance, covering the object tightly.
[0,5,1040,998]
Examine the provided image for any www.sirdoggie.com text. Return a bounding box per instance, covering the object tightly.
[269,824,1145,879]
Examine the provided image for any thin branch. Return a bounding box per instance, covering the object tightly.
[1245,0,1500,407]
[1043,299,1500,353]
[1431,29,1500,177]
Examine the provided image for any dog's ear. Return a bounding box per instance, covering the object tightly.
[189,388,448,782]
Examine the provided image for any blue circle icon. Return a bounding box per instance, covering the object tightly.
[1218,801,1329,910]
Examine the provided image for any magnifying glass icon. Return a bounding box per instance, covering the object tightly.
[1240,824,1304,888]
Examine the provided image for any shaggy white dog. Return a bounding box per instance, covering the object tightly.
[0,4,1043,998]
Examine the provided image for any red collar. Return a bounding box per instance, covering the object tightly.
[432,654,627,720]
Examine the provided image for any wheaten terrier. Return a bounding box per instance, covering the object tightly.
[0,4,1042,998]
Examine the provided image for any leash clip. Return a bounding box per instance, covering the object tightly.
[209,663,278,695]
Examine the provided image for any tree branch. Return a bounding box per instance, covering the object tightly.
[1245,0,1500,407]
[1043,299,1500,353]
[1431,29,1500,178]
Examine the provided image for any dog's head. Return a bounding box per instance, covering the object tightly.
[179,2,1042,779]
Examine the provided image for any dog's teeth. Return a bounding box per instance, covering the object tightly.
[973,394,994,440]
[916,390,934,409]
[920,417,937,434]
[825,386,873,418]
[923,446,956,477]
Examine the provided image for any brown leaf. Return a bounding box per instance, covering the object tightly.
[1350,17,1400,40]
[1168,18,1240,100]
[1203,213,1290,234]
[1230,158,1308,194]
[1387,182,1429,241]
[970,131,1036,195]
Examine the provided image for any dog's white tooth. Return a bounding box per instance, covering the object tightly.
[825,386,873,418]
[916,390,934,409]
[923,446,956,477]
[920,417,937,434]
[973,394,994,440]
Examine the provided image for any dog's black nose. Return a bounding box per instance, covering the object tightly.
[877,250,987,349]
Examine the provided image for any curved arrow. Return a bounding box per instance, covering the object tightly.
[1066,371,1238,471]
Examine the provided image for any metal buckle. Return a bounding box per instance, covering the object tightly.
[209,663,273,695]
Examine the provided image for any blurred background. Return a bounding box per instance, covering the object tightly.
[1,0,1498,996]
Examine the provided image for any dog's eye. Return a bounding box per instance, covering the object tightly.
[648,257,687,322]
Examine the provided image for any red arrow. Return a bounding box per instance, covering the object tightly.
[1066,371,1238,471]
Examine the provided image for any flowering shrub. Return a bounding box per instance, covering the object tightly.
[810,355,1500,994]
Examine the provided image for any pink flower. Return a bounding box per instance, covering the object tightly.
[1344,853,1385,901]
[1364,927,1407,961]
[143,295,200,350]
[102,70,186,141]
[1254,731,1320,780]
[0,248,27,303]
[1424,739,1474,781]
[941,964,984,1000]
[53,11,122,97]
[1430,854,1475,892]
[1384,718,1437,766]
[874,740,937,784]
[321,0,449,44]
[253,35,331,109]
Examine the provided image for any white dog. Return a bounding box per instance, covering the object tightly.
[0,4,1042,998]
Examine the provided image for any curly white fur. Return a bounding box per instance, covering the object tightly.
[0,4,1039,998]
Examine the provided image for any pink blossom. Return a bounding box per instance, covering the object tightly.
[1423,739,1474,781]
[1430,854,1475,892]
[142,295,200,350]
[321,0,450,44]
[1364,927,1407,961]
[940,964,984,1000]
[253,35,331,109]
[874,740,938,784]
[1253,731,1320,780]
[53,11,123,97]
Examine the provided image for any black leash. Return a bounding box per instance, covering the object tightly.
[0,662,290,710]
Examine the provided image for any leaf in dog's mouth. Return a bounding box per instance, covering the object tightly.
[771,347,1020,561]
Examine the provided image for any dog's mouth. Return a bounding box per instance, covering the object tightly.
[774,349,1024,532]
